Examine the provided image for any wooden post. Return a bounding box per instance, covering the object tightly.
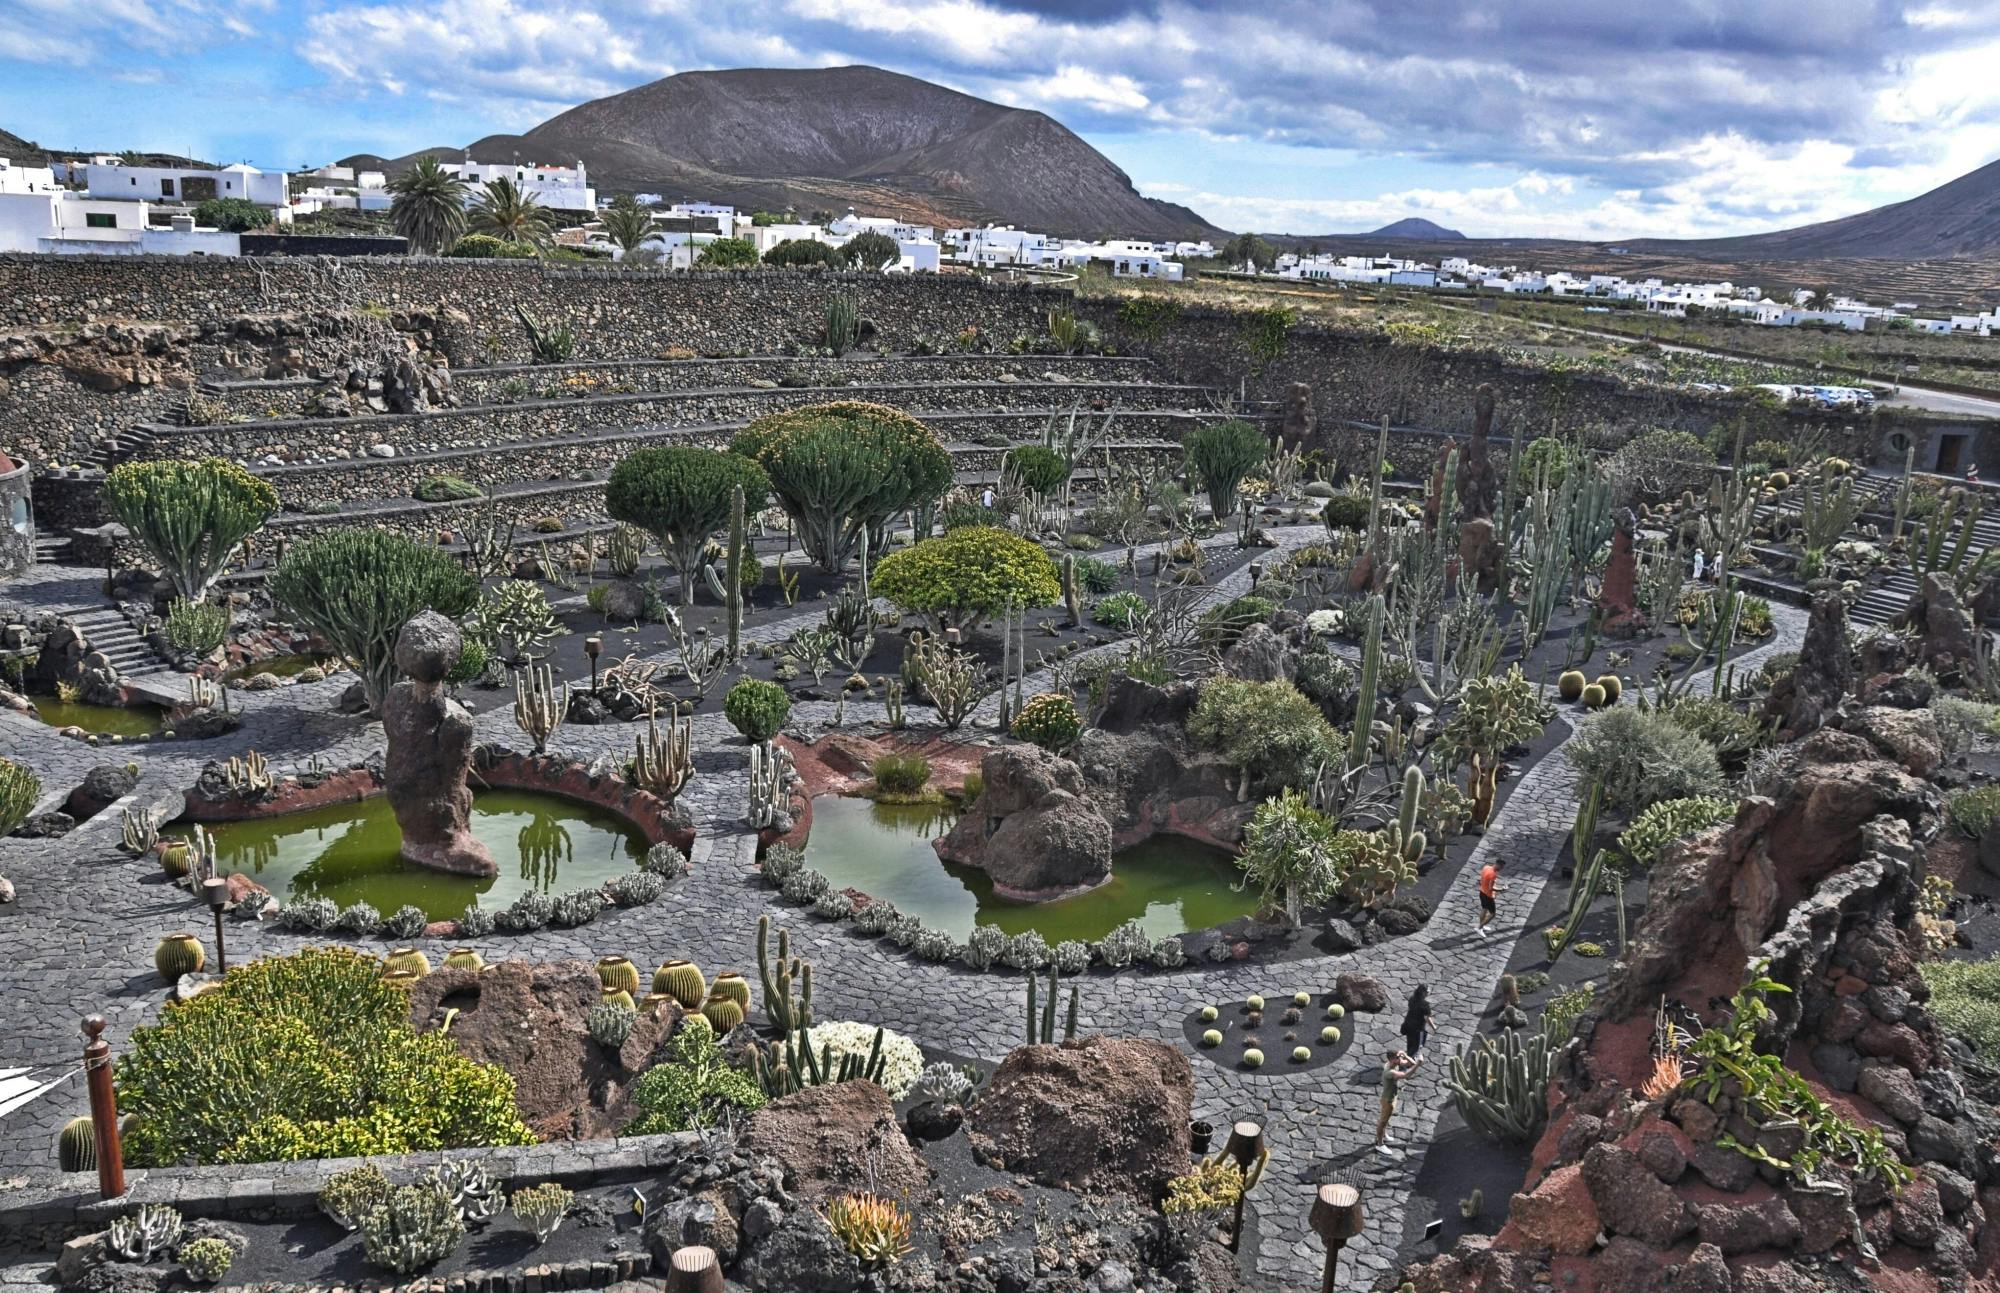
[663,1245,724,1293]
[1309,1182,1365,1293]
[1222,1120,1267,1252]
[81,1016,125,1200]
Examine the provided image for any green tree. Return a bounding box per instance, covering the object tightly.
[1183,419,1270,518]
[193,197,271,232]
[1236,790,1346,925]
[697,237,760,268]
[103,458,277,601]
[268,529,480,715]
[386,156,472,255]
[842,230,901,271]
[605,447,770,605]
[1187,676,1339,796]
[764,238,846,269]
[872,526,1060,632]
[469,176,554,251]
[598,196,655,258]
[1220,233,1277,271]
[731,401,952,574]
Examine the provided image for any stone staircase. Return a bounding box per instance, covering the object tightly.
[30,534,72,566]
[66,605,169,678]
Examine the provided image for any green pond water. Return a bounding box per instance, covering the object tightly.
[173,791,647,920]
[804,795,1258,942]
[29,692,165,737]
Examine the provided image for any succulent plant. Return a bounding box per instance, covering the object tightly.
[58,1116,95,1172]
[1198,1005,1219,1022]
[1200,1029,1223,1047]
[1291,992,1311,1007]
[360,1182,464,1274]
[712,971,751,1008]
[587,1002,638,1048]
[457,904,496,938]
[510,1182,573,1245]
[335,902,382,935]
[442,948,485,972]
[1321,1026,1341,1044]
[106,1204,183,1263]
[384,947,431,978]
[178,1237,233,1284]
[702,994,747,1032]
[1242,1048,1265,1068]
[652,959,706,1009]
[319,1164,391,1231]
[1595,674,1623,704]
[429,1158,503,1229]
[1581,683,1607,709]
[382,904,429,939]
[1325,1003,1345,1019]
[1292,1047,1311,1062]
[1050,939,1092,974]
[1245,994,1265,1011]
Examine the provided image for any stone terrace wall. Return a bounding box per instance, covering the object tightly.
[0,254,1069,360]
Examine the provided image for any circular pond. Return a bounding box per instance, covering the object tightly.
[173,791,648,920]
[29,690,165,737]
[804,795,1259,942]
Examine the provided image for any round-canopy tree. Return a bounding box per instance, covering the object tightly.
[764,238,846,269]
[697,237,759,268]
[1003,445,1068,496]
[731,401,951,574]
[605,447,770,605]
[871,525,1059,633]
[268,528,479,715]
[104,458,278,602]
[387,155,472,255]
[1183,419,1271,519]
[841,230,900,271]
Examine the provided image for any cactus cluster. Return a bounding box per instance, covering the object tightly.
[652,959,707,1008]
[750,1017,887,1098]
[509,1182,573,1245]
[106,1204,183,1263]
[757,914,814,1033]
[1447,1025,1563,1144]
[512,662,568,754]
[1025,965,1081,1045]
[631,708,695,802]
[429,1159,502,1229]
[359,1182,464,1274]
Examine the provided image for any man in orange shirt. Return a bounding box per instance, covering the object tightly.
[1476,858,1503,937]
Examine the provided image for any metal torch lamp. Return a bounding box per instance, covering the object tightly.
[584,635,602,693]
[1309,1182,1365,1293]
[201,875,229,975]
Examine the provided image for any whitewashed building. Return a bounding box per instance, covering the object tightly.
[442,159,595,212]
[0,194,239,255]
[830,208,934,243]
[0,159,60,195]
[84,162,287,208]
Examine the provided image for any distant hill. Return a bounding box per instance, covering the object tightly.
[0,129,49,165]
[1365,217,1464,240]
[342,65,1223,242]
[1627,156,2000,260]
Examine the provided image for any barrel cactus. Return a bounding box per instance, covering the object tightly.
[1242,1048,1265,1069]
[1581,683,1607,710]
[154,932,205,983]
[1556,670,1586,702]
[596,956,641,996]
[1595,674,1623,704]
[58,1117,95,1172]
[653,959,706,1008]
[384,947,431,978]
[702,994,747,1032]
[712,972,751,1009]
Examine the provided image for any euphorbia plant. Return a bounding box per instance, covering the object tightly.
[1431,665,1550,825]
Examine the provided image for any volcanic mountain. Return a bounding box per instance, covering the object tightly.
[1364,217,1465,239]
[344,65,1222,242]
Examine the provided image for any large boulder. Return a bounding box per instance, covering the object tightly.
[1581,1143,1694,1246]
[1897,571,1980,674]
[65,763,138,821]
[1221,622,1293,682]
[1842,705,1943,778]
[405,959,680,1138]
[1765,593,1851,738]
[934,745,1113,898]
[968,1037,1193,1200]
[739,1080,927,1205]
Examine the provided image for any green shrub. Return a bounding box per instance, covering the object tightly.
[1606,429,1713,504]
[1004,445,1068,495]
[731,401,951,574]
[871,752,932,798]
[164,597,230,656]
[268,529,478,715]
[1618,795,1736,868]
[1188,677,1338,793]
[1321,494,1371,531]
[193,197,271,232]
[624,1026,767,1133]
[1071,556,1119,595]
[1932,697,1999,758]
[606,446,770,606]
[1734,596,1774,639]
[116,947,534,1165]
[842,230,901,271]
[104,458,278,602]
[1183,420,1269,517]
[1092,591,1148,630]
[413,474,483,503]
[696,237,759,268]
[1514,437,1571,490]
[724,678,791,743]
[1565,706,1724,811]
[872,526,1059,632]
[0,758,40,837]
[1921,958,2000,1055]
[960,771,985,803]
[1658,695,1768,767]
[1011,693,1083,752]
[763,238,846,269]
[1950,785,2000,838]
[445,233,536,259]
[1201,594,1277,647]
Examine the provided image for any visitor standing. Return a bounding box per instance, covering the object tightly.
[1373,1048,1421,1155]
[1476,858,1504,937]
[1400,985,1434,1059]
[1691,548,1705,583]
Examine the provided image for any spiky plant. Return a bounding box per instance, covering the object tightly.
[468,176,554,250]
[103,458,277,601]
[386,155,472,255]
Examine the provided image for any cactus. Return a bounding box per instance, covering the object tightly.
[631,707,694,802]
[885,680,906,729]
[758,914,814,1034]
[58,1117,95,1172]
[222,749,272,795]
[652,959,707,1009]
[1447,1025,1562,1144]
[748,740,797,828]
[1556,670,1585,702]
[1891,445,1917,541]
[1385,764,1428,862]
[429,1159,502,1229]
[1347,594,1384,771]
[1548,847,1611,963]
[776,559,801,607]
[512,661,568,755]
[1594,673,1622,704]
[1459,1189,1484,1219]
[178,1237,233,1284]
[701,994,746,1032]
[384,946,431,977]
[319,1164,391,1232]
[154,932,205,983]
[119,806,158,857]
[1061,554,1082,627]
[359,1183,463,1274]
[188,675,225,712]
[596,955,641,996]
[726,483,745,659]
[509,1182,573,1245]
[107,1204,184,1263]
[1025,964,1080,1044]
[750,1017,887,1098]
[1581,682,1606,709]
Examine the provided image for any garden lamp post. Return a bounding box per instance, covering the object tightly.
[664,1246,724,1293]
[585,635,602,693]
[1221,1119,1270,1252]
[81,1016,125,1199]
[201,876,229,974]
[1249,561,1265,590]
[1309,1182,1365,1293]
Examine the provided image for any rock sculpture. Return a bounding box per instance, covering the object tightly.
[1596,508,1646,637]
[1455,383,1501,521]
[1895,571,1980,674]
[383,611,495,877]
[934,745,1112,897]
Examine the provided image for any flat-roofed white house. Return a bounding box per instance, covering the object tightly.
[442,159,596,212]
[0,193,239,255]
[84,162,288,208]
[830,208,935,244]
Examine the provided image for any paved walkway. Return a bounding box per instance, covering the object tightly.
[0,537,1807,1290]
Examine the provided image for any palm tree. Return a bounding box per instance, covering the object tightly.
[599,196,656,262]
[470,177,555,251]
[387,156,472,255]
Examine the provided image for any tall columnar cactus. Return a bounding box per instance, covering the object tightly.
[1386,765,1427,863]
[1347,595,1384,772]
[181,822,218,888]
[513,662,568,755]
[632,708,694,802]
[748,741,796,828]
[824,292,860,356]
[1891,445,1917,542]
[726,483,746,660]
[750,1017,887,1098]
[1447,1024,1561,1144]
[1548,847,1610,962]
[1061,555,1082,627]
[1363,417,1389,557]
[1025,965,1079,1045]
[119,806,158,857]
[223,749,272,795]
[758,914,814,1034]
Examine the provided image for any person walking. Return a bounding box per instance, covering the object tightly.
[1400,985,1434,1059]
[1476,858,1504,937]
[1373,1047,1421,1156]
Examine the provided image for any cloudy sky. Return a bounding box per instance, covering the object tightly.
[4,0,1999,239]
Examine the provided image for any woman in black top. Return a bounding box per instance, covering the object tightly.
[1401,985,1434,1059]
